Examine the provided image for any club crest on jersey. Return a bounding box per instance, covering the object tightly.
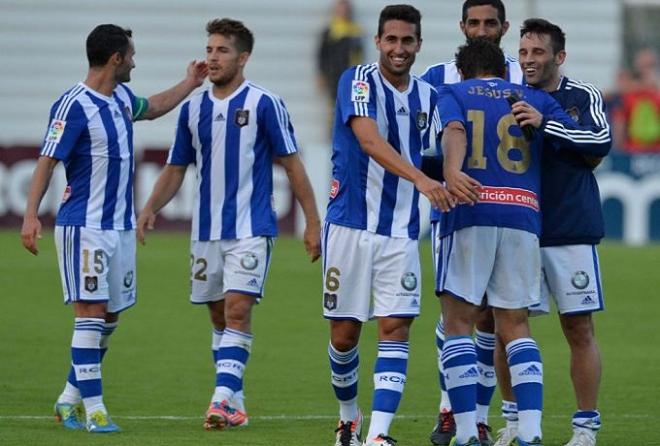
[415,111,428,130]
[324,292,337,310]
[84,276,98,293]
[329,179,340,199]
[351,80,370,103]
[123,271,134,288]
[235,109,249,127]
[571,271,590,289]
[46,119,66,143]
[565,106,580,122]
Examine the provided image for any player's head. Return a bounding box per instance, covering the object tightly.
[375,5,422,79]
[519,18,566,90]
[205,18,254,87]
[460,0,509,46]
[86,24,135,82]
[455,37,506,80]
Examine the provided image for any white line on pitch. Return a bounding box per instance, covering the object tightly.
[0,413,654,421]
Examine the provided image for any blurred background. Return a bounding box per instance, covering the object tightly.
[1,0,658,244]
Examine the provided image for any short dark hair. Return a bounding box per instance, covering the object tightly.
[462,0,506,24]
[206,18,254,54]
[455,37,506,79]
[520,18,566,54]
[86,24,132,67]
[377,4,422,40]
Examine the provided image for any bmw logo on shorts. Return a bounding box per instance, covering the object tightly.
[240,253,259,270]
[400,272,418,291]
[571,271,590,289]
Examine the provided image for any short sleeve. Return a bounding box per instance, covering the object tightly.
[40,98,88,161]
[167,102,195,165]
[118,83,148,121]
[437,86,465,128]
[336,66,377,125]
[258,95,299,157]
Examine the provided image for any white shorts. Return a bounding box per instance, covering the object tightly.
[321,223,421,322]
[530,245,604,315]
[54,226,136,313]
[436,226,540,309]
[190,237,273,304]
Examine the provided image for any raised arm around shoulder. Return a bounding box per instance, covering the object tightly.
[278,153,321,262]
[21,156,59,255]
[140,60,208,121]
[136,164,187,245]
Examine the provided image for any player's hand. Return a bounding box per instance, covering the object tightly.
[510,100,543,128]
[414,175,455,212]
[136,209,157,246]
[186,60,208,88]
[303,220,322,263]
[21,215,42,255]
[444,167,481,205]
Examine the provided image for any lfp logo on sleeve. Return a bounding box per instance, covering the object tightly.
[351,80,370,103]
[46,119,67,143]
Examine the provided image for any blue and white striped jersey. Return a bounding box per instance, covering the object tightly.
[421,55,523,223]
[421,54,524,87]
[41,82,142,230]
[167,80,298,241]
[325,63,440,240]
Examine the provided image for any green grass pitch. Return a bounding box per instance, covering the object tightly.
[0,229,658,445]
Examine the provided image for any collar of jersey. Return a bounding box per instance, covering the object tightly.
[208,79,250,103]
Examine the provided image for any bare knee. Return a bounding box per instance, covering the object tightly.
[224,294,255,331]
[207,301,226,330]
[493,308,530,346]
[560,314,595,349]
[378,317,413,341]
[330,320,362,351]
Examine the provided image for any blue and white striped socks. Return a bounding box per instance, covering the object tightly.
[572,410,601,432]
[58,320,118,408]
[71,318,106,417]
[329,343,359,422]
[435,319,452,412]
[367,341,409,439]
[442,336,478,444]
[212,328,246,410]
[506,338,543,441]
[476,330,496,424]
[212,328,252,403]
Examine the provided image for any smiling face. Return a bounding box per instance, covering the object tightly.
[375,19,421,84]
[206,33,247,87]
[518,32,565,91]
[460,4,508,45]
[114,40,135,83]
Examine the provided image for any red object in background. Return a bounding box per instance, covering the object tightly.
[612,88,660,152]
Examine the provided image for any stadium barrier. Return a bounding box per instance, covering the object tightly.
[1,146,659,244]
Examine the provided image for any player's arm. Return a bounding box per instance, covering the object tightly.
[136,164,187,245]
[137,103,194,244]
[573,86,612,168]
[441,121,481,205]
[436,86,480,204]
[351,116,453,211]
[278,153,321,262]
[511,96,611,157]
[138,60,208,121]
[21,156,59,255]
